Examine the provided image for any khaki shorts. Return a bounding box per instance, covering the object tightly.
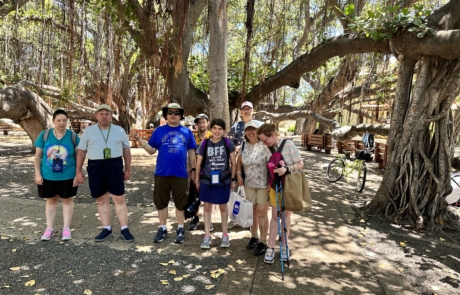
[244,186,270,205]
[154,176,188,210]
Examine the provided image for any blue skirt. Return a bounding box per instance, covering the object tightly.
[199,182,231,204]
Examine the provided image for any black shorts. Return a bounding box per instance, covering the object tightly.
[87,157,125,198]
[154,176,188,210]
[38,179,78,199]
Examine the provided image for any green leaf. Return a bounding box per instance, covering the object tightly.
[344,4,355,16]
[408,27,418,32]
[402,8,409,15]
[367,10,375,18]
[417,32,425,38]
[413,18,422,26]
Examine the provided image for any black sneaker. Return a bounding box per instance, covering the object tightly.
[95,228,112,242]
[153,228,167,243]
[253,242,267,256]
[174,227,185,244]
[120,228,134,243]
[246,237,259,250]
[189,216,199,230]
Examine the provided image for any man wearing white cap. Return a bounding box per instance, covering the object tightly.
[228,101,262,228]
[228,101,263,148]
[76,104,134,243]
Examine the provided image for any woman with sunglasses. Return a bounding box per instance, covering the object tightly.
[256,123,304,264]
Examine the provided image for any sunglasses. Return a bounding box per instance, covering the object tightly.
[168,110,181,116]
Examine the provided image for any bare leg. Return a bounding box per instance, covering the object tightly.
[257,204,270,242]
[250,205,259,238]
[219,204,228,235]
[97,193,111,226]
[45,195,59,229]
[61,197,74,228]
[176,208,185,225]
[158,207,168,225]
[280,210,291,247]
[112,195,128,227]
[267,206,278,248]
[203,202,213,236]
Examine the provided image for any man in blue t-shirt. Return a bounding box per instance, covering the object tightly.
[131,103,197,244]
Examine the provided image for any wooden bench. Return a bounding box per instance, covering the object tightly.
[337,140,389,169]
[130,129,154,148]
[374,142,388,169]
[302,134,333,154]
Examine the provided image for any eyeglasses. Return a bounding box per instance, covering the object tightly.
[168,110,181,116]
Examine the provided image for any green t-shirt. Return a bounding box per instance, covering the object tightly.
[34,129,80,181]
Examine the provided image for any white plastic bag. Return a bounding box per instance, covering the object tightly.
[228,187,253,228]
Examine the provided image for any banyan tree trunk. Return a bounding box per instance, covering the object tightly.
[362,56,460,230]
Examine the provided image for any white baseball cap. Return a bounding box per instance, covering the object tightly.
[241,101,253,109]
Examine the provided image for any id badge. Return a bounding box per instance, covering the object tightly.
[211,170,221,185]
[103,148,111,159]
[52,158,63,172]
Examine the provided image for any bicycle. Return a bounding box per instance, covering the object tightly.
[326,143,373,192]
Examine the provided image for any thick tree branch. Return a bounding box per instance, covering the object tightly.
[0,0,29,17]
[332,123,390,141]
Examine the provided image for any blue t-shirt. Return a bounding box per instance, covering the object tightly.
[197,137,236,185]
[148,125,197,178]
[34,129,80,181]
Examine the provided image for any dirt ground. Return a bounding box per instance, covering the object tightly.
[1,130,460,294]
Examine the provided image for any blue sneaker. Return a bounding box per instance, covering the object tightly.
[153,228,167,243]
[120,228,134,242]
[95,228,112,242]
[174,227,185,244]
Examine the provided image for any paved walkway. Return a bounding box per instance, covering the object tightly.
[0,143,422,295]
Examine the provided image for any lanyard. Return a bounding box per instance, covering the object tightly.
[98,124,111,146]
[54,128,65,152]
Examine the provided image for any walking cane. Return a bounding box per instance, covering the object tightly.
[275,172,289,281]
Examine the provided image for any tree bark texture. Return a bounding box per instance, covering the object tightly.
[208,0,230,125]
[0,85,53,146]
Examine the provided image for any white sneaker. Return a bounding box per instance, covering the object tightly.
[264,247,275,264]
[220,234,230,248]
[280,247,289,261]
[201,235,212,249]
[227,221,240,229]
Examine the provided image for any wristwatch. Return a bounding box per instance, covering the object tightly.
[191,168,196,172]
[285,166,290,174]
[231,177,236,181]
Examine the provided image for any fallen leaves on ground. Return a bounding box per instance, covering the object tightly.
[160,280,169,285]
[9,267,20,271]
[84,289,92,295]
[236,259,244,264]
[169,270,176,275]
[205,285,215,290]
[24,280,35,287]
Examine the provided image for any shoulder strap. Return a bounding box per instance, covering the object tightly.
[241,141,245,152]
[224,137,230,171]
[70,130,77,147]
[279,139,287,153]
[200,138,209,170]
[43,128,52,144]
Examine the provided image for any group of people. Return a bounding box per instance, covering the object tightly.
[34,101,304,264]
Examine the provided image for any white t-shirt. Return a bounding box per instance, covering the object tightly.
[77,123,130,160]
[241,141,272,188]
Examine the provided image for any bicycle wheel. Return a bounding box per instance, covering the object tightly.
[327,158,345,182]
[353,162,367,192]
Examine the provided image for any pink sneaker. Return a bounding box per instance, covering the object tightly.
[41,228,55,241]
[62,228,72,241]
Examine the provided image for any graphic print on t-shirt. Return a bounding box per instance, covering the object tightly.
[161,131,187,154]
[207,144,226,171]
[45,144,69,167]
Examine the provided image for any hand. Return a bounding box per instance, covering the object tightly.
[72,176,78,187]
[76,171,86,185]
[195,181,200,192]
[273,166,287,176]
[129,131,140,141]
[237,174,244,186]
[35,174,43,185]
[124,170,131,180]
[231,181,236,190]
